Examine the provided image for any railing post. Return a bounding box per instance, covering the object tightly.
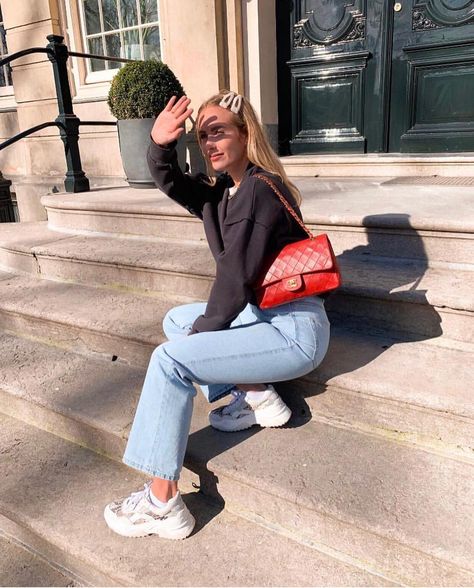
[0,171,15,222]
[46,34,90,193]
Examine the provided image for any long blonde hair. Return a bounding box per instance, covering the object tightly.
[196,90,302,206]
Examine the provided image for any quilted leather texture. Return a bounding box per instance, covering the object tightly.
[254,234,342,309]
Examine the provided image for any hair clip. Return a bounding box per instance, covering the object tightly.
[219,91,243,114]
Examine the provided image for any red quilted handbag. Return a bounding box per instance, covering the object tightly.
[253,174,342,309]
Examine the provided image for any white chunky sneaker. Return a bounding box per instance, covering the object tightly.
[104,482,195,539]
[209,385,292,432]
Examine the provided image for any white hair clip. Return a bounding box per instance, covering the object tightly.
[219,91,243,114]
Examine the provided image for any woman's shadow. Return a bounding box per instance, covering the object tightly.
[184,213,443,528]
[278,212,443,420]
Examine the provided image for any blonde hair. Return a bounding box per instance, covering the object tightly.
[196,90,302,206]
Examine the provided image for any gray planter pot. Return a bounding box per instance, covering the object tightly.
[117,118,186,188]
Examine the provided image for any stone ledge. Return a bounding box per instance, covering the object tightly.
[281,153,474,178]
[41,179,474,233]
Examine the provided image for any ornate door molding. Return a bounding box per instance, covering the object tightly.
[293,0,366,48]
[413,0,474,31]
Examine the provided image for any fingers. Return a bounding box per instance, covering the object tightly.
[176,107,193,126]
[171,96,191,116]
[164,95,177,111]
[165,95,188,111]
[170,127,185,142]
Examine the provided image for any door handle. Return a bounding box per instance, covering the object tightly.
[394,2,402,11]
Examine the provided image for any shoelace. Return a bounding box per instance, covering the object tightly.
[221,389,248,415]
[230,389,245,403]
[122,482,151,510]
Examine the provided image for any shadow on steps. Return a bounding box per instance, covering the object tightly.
[276,213,443,424]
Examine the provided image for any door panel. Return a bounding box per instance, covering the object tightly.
[291,52,369,153]
[287,0,392,154]
[390,0,474,152]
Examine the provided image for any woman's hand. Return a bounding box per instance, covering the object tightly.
[151,95,193,147]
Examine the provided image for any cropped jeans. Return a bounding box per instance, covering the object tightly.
[123,296,330,481]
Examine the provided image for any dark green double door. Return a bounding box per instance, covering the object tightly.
[278,1,474,153]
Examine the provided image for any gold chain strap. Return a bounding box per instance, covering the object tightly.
[254,174,314,239]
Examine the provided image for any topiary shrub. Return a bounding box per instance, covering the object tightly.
[107,60,184,119]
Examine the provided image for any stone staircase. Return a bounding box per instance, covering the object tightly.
[0,177,473,586]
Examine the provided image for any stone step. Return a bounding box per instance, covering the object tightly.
[0,269,472,456]
[280,153,474,177]
[0,272,472,455]
[43,187,207,242]
[41,180,474,266]
[0,225,472,343]
[0,223,215,300]
[329,255,474,342]
[0,270,178,367]
[0,534,75,587]
[0,335,473,585]
[0,413,390,587]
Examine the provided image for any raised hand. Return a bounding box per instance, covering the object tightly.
[151,95,193,146]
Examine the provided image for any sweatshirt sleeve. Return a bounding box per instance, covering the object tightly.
[190,177,283,334]
[147,139,221,219]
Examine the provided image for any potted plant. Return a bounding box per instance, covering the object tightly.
[108,60,185,188]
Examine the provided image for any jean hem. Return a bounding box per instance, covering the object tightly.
[122,456,180,482]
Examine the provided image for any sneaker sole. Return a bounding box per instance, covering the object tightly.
[209,405,292,432]
[103,506,195,540]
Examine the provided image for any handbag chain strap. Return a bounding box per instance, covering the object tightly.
[254,174,315,239]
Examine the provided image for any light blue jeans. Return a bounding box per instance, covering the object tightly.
[123,296,330,481]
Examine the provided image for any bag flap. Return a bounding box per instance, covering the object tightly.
[258,235,337,288]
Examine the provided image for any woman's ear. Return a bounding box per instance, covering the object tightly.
[239,128,248,145]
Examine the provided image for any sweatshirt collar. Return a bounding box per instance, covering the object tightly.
[223,162,261,187]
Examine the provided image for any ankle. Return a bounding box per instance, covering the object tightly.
[237,383,268,392]
[150,479,178,503]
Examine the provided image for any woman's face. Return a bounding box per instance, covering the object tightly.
[198,105,248,177]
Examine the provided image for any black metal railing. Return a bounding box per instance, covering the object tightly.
[0,35,137,193]
[0,172,15,222]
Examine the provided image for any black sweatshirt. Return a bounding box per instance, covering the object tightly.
[147,140,308,334]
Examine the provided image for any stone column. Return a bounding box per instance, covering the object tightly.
[242,0,278,149]
[159,0,245,172]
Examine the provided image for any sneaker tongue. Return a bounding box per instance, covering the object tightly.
[122,484,149,510]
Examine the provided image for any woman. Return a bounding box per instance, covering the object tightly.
[104,91,330,539]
